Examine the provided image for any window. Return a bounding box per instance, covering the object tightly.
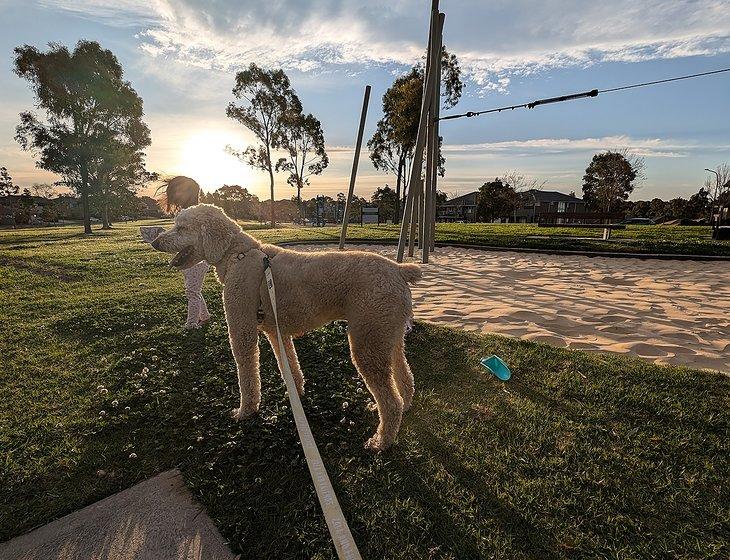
[558,202,566,213]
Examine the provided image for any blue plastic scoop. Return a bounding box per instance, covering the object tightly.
[480,355,511,381]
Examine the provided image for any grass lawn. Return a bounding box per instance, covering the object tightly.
[1,221,728,559]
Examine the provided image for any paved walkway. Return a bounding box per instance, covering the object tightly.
[0,470,237,560]
[303,244,730,372]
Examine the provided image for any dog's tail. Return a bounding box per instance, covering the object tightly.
[398,263,422,284]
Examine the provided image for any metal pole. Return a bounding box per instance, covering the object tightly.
[396,1,439,262]
[339,85,371,250]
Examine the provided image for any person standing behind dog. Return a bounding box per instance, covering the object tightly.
[142,176,211,329]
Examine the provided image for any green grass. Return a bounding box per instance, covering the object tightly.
[4,218,729,255]
[1,221,728,559]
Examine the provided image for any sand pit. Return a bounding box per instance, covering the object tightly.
[296,244,729,372]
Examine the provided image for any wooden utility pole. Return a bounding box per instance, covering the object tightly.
[339,85,371,250]
[396,0,442,262]
[423,12,444,262]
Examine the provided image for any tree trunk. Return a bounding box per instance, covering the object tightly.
[81,165,92,234]
[297,184,302,222]
[268,165,276,228]
[101,199,111,229]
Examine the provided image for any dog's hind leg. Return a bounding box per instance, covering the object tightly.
[267,333,305,396]
[391,337,415,411]
[348,326,403,451]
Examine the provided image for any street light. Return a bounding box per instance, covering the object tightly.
[704,168,720,228]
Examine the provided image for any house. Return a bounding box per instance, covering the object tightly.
[436,191,479,222]
[436,189,588,223]
[515,190,587,223]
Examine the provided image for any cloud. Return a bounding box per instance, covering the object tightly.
[39,0,730,93]
[442,135,730,158]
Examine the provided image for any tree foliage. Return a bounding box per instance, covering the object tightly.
[476,179,516,222]
[582,150,645,213]
[203,185,260,220]
[368,47,462,223]
[371,185,399,222]
[0,167,19,198]
[226,63,299,227]
[276,111,328,207]
[14,40,150,233]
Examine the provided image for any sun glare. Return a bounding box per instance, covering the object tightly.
[177,131,253,193]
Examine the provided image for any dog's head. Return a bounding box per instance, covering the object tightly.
[151,204,242,268]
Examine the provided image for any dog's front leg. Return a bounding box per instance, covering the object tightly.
[224,276,263,420]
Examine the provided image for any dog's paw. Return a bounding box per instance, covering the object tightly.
[231,406,258,421]
[364,435,390,452]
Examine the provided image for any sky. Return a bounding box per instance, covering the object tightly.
[0,0,729,201]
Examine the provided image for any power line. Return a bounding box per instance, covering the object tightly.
[439,67,730,121]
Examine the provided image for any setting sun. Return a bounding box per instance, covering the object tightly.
[176,131,255,193]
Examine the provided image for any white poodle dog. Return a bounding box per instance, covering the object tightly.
[152,204,421,450]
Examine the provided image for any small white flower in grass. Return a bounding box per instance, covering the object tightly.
[159,389,166,395]
[141,367,149,374]
[124,406,131,412]
[356,387,363,394]
[196,436,204,442]
[192,415,200,421]
[137,389,144,395]
[111,400,119,407]
[152,356,159,361]
[187,446,194,451]
[129,452,137,460]
[254,477,262,484]
[342,401,349,409]
[340,417,347,424]
[99,410,107,417]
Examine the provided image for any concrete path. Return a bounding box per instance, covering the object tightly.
[301,244,730,372]
[0,470,237,560]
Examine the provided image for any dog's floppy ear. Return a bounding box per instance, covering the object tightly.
[200,211,236,264]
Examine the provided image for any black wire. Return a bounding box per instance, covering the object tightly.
[440,67,730,121]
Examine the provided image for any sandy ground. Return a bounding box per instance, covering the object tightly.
[298,244,730,373]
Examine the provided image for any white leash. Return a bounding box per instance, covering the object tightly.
[263,256,362,560]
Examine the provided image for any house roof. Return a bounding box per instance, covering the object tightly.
[524,189,584,203]
[442,191,479,206]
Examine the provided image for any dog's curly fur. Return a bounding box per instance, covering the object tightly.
[152,204,421,450]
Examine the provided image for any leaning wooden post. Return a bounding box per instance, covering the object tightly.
[423,12,444,262]
[339,85,371,250]
[396,2,439,262]
[408,178,420,256]
[429,12,445,254]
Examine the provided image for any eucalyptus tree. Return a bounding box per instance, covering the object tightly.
[276,111,328,218]
[368,48,462,222]
[14,40,150,233]
[226,63,299,227]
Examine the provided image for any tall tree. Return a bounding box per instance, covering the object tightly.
[368,48,462,223]
[704,163,730,221]
[226,63,298,227]
[276,111,328,216]
[90,132,151,228]
[476,179,516,222]
[14,41,150,233]
[582,150,645,214]
[0,167,20,224]
[371,185,399,223]
[0,167,19,198]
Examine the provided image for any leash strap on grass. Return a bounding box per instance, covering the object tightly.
[263,256,362,560]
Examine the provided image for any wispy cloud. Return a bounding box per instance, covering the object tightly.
[39,0,730,92]
[443,135,730,158]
